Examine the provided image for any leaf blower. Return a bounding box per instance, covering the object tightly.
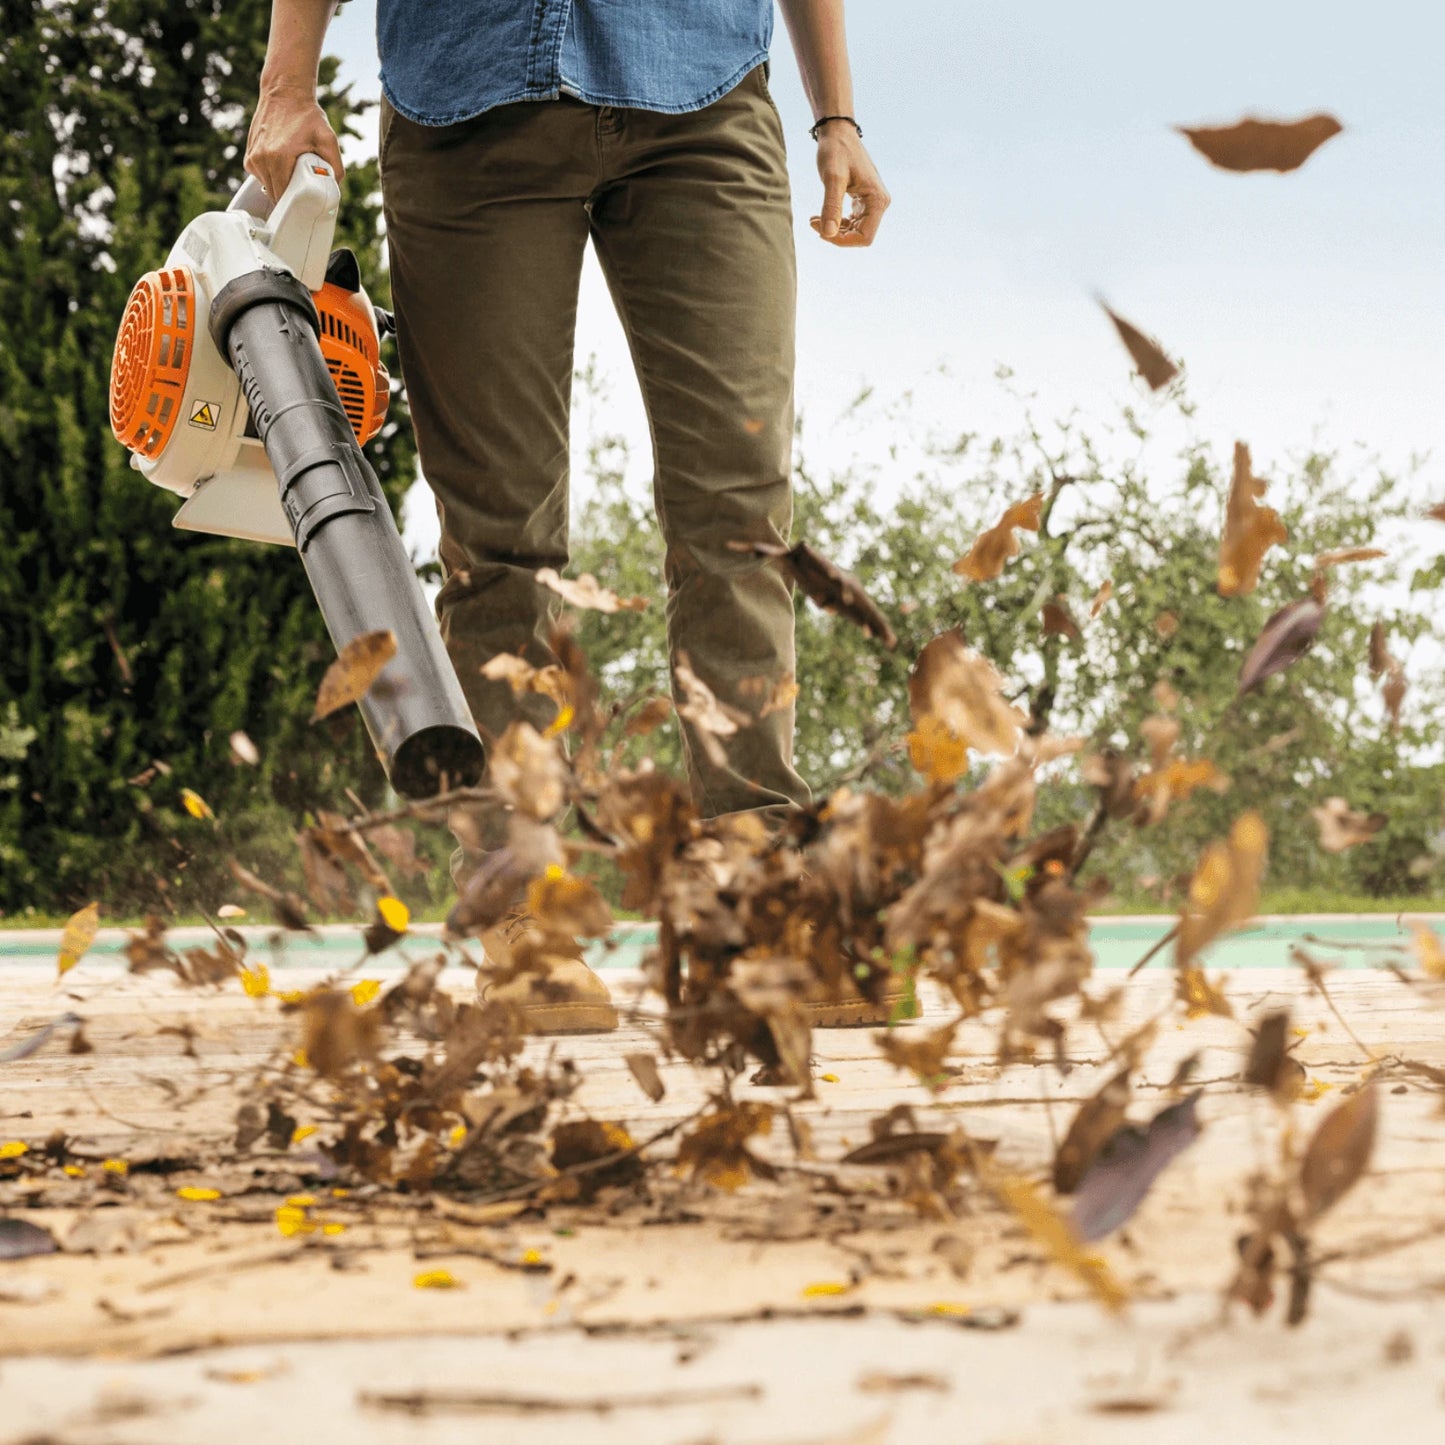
[108,154,484,798]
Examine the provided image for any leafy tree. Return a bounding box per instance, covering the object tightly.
[0,1,414,913]
[571,383,1444,902]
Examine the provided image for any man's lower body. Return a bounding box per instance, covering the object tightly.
[382,62,808,812]
[381,65,872,1030]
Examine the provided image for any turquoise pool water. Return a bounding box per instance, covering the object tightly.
[0,916,1434,973]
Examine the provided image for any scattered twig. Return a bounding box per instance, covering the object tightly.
[1128,922,1180,978]
[360,1383,765,1416]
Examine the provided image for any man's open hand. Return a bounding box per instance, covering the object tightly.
[245,83,344,202]
[810,127,890,247]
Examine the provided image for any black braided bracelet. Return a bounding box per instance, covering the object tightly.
[809,114,863,141]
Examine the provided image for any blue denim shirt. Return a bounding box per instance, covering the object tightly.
[377,1,775,126]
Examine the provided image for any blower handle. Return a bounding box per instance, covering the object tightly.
[229,153,340,292]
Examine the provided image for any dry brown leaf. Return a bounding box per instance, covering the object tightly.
[988,1169,1128,1312]
[1316,546,1386,568]
[1426,502,1445,523]
[1041,600,1082,640]
[1134,757,1229,825]
[524,869,612,939]
[674,652,749,768]
[1140,714,1179,770]
[1381,658,1407,732]
[1219,442,1288,597]
[676,1103,775,1192]
[1154,611,1179,638]
[1090,580,1113,618]
[1299,1081,1378,1221]
[535,567,648,614]
[623,695,675,738]
[1244,1010,1305,1104]
[1070,1094,1202,1243]
[1101,304,1179,391]
[1311,797,1386,854]
[1054,1068,1131,1195]
[953,493,1044,582]
[479,655,569,711]
[1176,812,1268,970]
[311,630,397,722]
[1237,595,1325,694]
[624,1052,665,1102]
[877,1021,959,1088]
[739,672,801,718]
[300,989,381,1080]
[1412,925,1445,979]
[729,539,896,648]
[489,721,567,821]
[1177,965,1234,1020]
[1178,113,1343,173]
[1368,621,1390,678]
[908,631,1026,765]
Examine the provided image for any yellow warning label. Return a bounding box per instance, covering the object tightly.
[189,400,218,430]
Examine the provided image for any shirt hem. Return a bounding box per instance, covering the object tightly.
[381,50,768,128]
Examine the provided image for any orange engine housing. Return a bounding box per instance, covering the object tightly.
[109,267,196,458]
[314,281,390,446]
[110,268,389,457]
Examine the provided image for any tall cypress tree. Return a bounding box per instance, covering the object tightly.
[0,1,415,913]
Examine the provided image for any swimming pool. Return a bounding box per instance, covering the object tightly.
[0,915,1436,973]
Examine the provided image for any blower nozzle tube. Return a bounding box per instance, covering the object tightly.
[209,268,485,799]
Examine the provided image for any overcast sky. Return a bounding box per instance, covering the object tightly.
[325,1,1444,547]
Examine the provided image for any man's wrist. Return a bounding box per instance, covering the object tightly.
[260,67,319,99]
[810,115,863,142]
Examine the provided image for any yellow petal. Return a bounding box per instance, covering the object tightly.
[544,703,575,737]
[0,1140,28,1160]
[176,1186,221,1202]
[820,1073,841,1084]
[57,900,100,977]
[413,1269,461,1289]
[275,1204,315,1237]
[802,1281,851,1298]
[240,962,271,998]
[322,1222,346,1236]
[350,978,382,1007]
[180,787,214,821]
[292,1047,310,1069]
[448,1123,468,1148]
[286,1193,317,1207]
[376,896,409,933]
[291,1125,318,1144]
[63,1164,85,1178]
[520,1248,544,1266]
[102,1158,129,1175]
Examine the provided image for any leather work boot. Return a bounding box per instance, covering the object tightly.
[804,977,922,1028]
[474,911,619,1036]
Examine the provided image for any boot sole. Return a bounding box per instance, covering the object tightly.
[516,1001,620,1036]
[805,992,922,1029]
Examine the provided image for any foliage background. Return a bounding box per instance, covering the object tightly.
[571,384,1445,908]
[0,1,414,913]
[1,3,1440,916]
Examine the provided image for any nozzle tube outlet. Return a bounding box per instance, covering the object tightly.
[210,268,485,798]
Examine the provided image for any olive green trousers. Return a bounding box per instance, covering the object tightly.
[380,63,811,830]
